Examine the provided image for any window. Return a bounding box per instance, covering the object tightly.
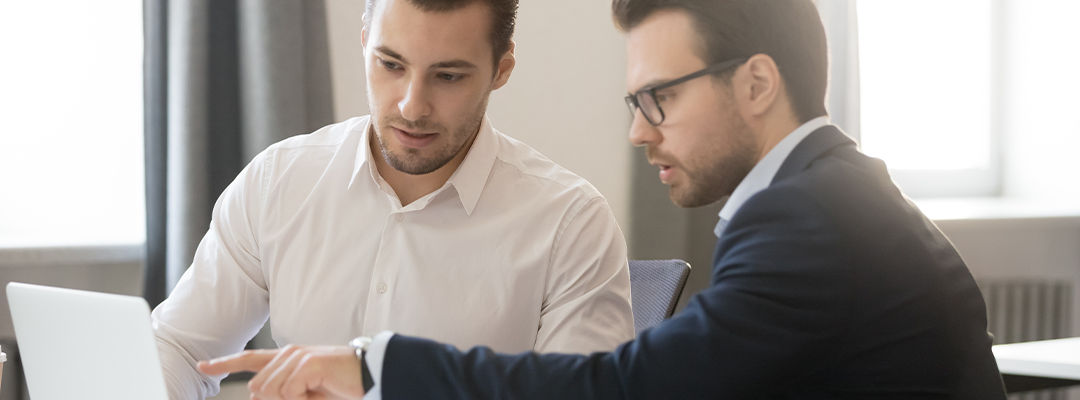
[857,0,997,198]
[0,2,144,247]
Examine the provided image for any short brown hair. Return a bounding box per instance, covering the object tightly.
[613,0,828,123]
[365,0,518,66]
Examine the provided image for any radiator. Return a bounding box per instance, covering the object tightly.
[980,279,1074,400]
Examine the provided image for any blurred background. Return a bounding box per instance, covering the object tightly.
[1,0,1077,399]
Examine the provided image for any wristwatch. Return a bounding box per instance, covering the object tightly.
[349,336,375,392]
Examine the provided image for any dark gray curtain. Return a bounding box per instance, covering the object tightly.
[143,0,335,307]
[627,146,724,312]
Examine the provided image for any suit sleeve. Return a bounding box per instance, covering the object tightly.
[150,150,274,400]
[534,197,634,354]
[378,185,854,399]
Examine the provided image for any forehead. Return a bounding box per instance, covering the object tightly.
[368,0,493,65]
[625,9,706,92]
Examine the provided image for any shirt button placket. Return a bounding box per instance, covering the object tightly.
[363,212,400,329]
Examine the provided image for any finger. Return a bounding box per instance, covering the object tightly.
[263,350,308,400]
[283,352,365,400]
[198,350,278,375]
[250,345,304,399]
[281,354,323,400]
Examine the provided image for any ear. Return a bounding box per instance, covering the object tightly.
[735,53,783,118]
[491,40,516,90]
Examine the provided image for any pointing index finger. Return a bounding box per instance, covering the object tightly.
[197,349,278,376]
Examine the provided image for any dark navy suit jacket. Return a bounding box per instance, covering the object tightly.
[378,126,1007,399]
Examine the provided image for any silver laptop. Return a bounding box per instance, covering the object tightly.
[6,282,168,400]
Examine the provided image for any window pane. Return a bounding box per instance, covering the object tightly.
[0,1,144,247]
[858,0,992,171]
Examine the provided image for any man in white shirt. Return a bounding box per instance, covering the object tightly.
[152,0,634,398]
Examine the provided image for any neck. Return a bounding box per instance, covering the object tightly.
[371,126,478,206]
[751,112,804,164]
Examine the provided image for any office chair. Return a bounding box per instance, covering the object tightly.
[628,259,691,335]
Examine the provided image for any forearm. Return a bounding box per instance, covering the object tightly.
[151,268,269,399]
[156,335,218,400]
[382,335,626,400]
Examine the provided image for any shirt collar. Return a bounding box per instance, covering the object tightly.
[716,116,830,237]
[444,116,498,215]
[348,115,497,216]
[349,115,379,191]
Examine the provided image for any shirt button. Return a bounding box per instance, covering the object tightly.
[376,282,388,294]
[394,214,404,222]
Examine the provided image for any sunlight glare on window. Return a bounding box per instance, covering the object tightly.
[858,0,992,171]
[0,1,144,247]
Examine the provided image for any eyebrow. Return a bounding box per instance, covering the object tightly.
[375,46,478,70]
[628,78,666,94]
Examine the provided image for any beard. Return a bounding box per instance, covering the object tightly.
[372,100,487,175]
[658,108,758,208]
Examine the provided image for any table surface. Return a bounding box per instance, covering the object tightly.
[993,337,1080,380]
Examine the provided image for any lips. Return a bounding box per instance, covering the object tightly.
[658,164,674,183]
[393,126,438,148]
[648,156,675,184]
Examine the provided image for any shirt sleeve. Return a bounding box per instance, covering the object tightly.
[534,197,635,354]
[358,330,396,400]
[150,151,273,400]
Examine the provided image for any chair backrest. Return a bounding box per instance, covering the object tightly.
[628,259,691,335]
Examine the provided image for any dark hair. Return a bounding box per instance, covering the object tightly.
[613,0,828,122]
[365,0,518,66]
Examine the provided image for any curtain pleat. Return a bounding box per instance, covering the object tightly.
[142,0,335,308]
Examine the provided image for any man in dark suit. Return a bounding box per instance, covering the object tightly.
[199,0,1007,398]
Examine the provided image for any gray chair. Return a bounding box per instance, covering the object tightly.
[629,259,691,335]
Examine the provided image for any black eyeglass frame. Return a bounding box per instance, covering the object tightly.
[625,57,748,126]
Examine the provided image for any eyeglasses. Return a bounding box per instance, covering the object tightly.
[624,58,747,126]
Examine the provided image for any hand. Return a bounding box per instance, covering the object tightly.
[198,345,366,400]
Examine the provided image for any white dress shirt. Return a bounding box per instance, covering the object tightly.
[151,115,634,400]
[715,116,831,237]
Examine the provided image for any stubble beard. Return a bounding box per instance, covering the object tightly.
[670,109,758,208]
[373,100,487,175]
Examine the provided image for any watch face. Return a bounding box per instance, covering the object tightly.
[350,336,373,350]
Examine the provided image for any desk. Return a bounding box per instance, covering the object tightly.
[994,337,1080,393]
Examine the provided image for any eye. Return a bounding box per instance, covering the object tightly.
[436,72,464,82]
[654,90,675,104]
[378,58,402,71]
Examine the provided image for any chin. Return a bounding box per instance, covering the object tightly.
[669,189,695,209]
[670,185,723,209]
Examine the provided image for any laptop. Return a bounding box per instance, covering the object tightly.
[6,282,168,400]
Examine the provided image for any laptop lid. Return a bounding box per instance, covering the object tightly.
[6,282,168,400]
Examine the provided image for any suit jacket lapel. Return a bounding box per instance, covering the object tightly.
[772,125,855,184]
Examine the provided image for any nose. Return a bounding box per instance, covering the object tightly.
[398,79,432,121]
[628,111,661,147]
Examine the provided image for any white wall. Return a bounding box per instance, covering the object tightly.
[1000,0,1080,201]
[324,0,633,229]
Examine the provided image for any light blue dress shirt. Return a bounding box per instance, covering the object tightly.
[715,116,831,237]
